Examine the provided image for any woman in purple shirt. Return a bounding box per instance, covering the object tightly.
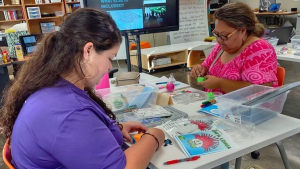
[0,8,165,169]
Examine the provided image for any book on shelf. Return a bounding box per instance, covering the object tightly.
[67,4,81,13]
[2,10,24,21]
[11,0,20,5]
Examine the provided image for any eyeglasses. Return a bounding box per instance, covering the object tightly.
[212,29,239,41]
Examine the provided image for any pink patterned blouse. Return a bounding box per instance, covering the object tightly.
[201,39,278,94]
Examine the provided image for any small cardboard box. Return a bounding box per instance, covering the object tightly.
[116,72,140,86]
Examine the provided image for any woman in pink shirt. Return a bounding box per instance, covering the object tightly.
[191,2,278,94]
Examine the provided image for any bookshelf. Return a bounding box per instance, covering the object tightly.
[0,0,25,31]
[22,0,65,34]
[0,0,66,34]
[64,0,80,13]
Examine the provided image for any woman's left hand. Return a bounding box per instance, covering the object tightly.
[198,75,221,89]
[120,122,147,143]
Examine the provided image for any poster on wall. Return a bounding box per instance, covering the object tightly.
[169,0,209,44]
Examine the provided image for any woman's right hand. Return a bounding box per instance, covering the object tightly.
[145,128,165,148]
[190,64,208,78]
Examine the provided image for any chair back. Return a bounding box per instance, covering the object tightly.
[2,139,14,169]
[95,71,110,90]
[277,66,285,86]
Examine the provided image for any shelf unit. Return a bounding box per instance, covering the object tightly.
[130,49,188,72]
[0,0,66,34]
[0,0,25,31]
[0,19,24,23]
[25,2,63,7]
[22,0,65,34]
[64,0,80,13]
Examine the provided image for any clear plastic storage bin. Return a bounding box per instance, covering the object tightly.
[27,7,41,19]
[291,35,300,50]
[96,85,158,113]
[216,85,289,125]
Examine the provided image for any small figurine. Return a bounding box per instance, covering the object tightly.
[2,51,9,63]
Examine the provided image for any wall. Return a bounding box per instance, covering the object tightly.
[115,33,166,60]
[229,0,258,9]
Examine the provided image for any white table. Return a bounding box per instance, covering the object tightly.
[110,73,300,169]
[150,104,300,169]
[135,41,216,56]
[276,43,300,63]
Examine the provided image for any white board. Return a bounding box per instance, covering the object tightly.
[114,37,127,60]
[169,0,209,44]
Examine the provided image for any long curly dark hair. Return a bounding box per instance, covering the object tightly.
[0,8,122,141]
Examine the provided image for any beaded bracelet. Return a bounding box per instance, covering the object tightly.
[141,132,159,151]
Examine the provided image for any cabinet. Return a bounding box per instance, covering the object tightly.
[129,41,216,72]
[0,0,66,34]
[130,49,188,72]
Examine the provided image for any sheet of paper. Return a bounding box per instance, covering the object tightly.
[144,76,190,92]
[132,105,171,118]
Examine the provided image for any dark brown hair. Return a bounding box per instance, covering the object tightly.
[214,2,265,37]
[0,8,122,141]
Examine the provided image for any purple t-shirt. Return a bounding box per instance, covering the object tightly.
[11,78,126,169]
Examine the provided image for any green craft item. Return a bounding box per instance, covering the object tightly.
[207,92,215,101]
[197,77,206,83]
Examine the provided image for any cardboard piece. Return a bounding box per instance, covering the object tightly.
[116,72,140,86]
[156,93,173,106]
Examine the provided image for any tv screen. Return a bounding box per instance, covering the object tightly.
[19,35,37,55]
[81,0,179,35]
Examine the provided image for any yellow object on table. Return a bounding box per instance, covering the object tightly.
[15,44,24,60]
[204,37,216,42]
